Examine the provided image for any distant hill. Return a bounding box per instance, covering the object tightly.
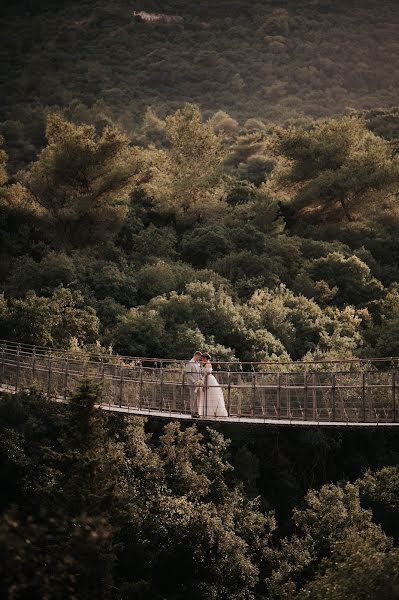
[1,0,399,147]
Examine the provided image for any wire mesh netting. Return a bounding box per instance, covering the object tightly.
[1,341,398,424]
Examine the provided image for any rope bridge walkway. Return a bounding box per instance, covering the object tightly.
[1,340,399,426]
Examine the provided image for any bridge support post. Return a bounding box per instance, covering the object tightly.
[63,359,69,401]
[312,373,317,420]
[119,365,124,408]
[1,341,5,386]
[47,352,52,396]
[332,373,336,422]
[251,371,255,417]
[100,359,105,405]
[304,372,308,421]
[227,371,231,417]
[139,362,143,410]
[206,372,209,417]
[15,345,21,392]
[181,371,186,414]
[361,372,366,422]
[32,346,36,386]
[276,373,281,419]
[160,363,164,412]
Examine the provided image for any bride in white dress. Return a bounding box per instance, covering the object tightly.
[198,353,228,417]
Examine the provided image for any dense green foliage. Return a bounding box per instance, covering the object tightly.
[1,386,398,599]
[2,1,399,169]
[1,105,399,361]
[1,2,399,596]
[1,1,399,120]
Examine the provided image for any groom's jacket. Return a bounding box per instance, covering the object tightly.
[184,360,202,387]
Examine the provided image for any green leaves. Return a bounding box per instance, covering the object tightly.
[1,286,99,347]
[18,114,147,247]
[0,387,277,599]
[271,117,399,223]
[294,252,384,307]
[269,473,399,600]
[1,387,399,600]
[145,104,227,223]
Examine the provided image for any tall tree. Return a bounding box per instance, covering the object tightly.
[19,114,148,247]
[269,479,399,600]
[145,104,227,223]
[270,117,399,222]
[1,286,99,347]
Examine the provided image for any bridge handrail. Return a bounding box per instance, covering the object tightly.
[1,348,399,425]
[4,358,398,384]
[1,339,399,370]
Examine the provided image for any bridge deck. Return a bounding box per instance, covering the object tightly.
[1,341,399,426]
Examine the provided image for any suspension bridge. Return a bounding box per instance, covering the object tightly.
[0,340,399,426]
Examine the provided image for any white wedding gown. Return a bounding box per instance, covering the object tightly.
[198,363,228,417]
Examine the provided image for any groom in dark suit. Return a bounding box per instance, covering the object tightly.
[184,351,203,417]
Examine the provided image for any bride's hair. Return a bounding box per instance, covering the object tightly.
[202,352,211,360]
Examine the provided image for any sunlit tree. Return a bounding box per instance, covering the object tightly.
[145,104,227,223]
[271,117,399,222]
[19,114,148,247]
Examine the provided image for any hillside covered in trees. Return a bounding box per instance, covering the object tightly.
[2,1,399,597]
[2,0,399,166]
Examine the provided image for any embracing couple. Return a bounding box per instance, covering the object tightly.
[184,351,228,418]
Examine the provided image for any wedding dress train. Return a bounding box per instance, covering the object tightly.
[198,363,228,417]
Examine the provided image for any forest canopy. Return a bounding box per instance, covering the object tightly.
[2,0,399,169]
[1,387,399,599]
[1,2,399,598]
[1,106,399,361]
